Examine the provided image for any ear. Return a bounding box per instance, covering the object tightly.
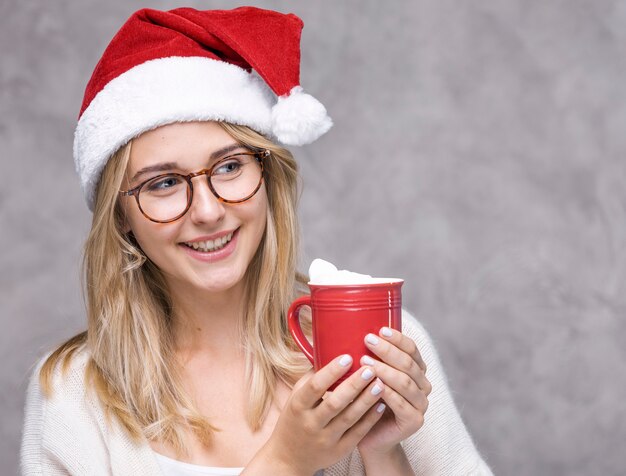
[118,197,132,234]
[118,210,132,234]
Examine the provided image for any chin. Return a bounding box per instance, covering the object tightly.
[194,273,245,294]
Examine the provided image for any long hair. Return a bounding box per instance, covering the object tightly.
[39,122,311,455]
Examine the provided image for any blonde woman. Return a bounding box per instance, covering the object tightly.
[20,7,492,476]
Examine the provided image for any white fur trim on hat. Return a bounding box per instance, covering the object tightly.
[73,56,276,211]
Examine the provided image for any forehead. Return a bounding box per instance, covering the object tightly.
[128,121,237,170]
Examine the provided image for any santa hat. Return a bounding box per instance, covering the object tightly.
[74,6,332,210]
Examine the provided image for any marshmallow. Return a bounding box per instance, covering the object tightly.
[308,258,402,285]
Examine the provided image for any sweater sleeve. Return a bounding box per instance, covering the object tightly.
[20,351,175,476]
[325,310,493,476]
[398,311,493,475]
[20,354,112,476]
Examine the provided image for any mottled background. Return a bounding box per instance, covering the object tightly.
[2,1,625,475]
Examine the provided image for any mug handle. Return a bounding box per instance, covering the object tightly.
[287,295,314,364]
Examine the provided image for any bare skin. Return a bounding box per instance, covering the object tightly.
[124,122,279,466]
[127,122,431,474]
[150,345,292,467]
[150,329,429,474]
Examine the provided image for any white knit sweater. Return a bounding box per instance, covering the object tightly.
[21,311,493,475]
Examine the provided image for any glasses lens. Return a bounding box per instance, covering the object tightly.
[136,153,263,222]
[210,154,262,202]
[139,175,189,222]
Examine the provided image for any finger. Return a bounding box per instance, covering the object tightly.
[364,333,425,387]
[295,354,354,409]
[292,369,315,392]
[338,399,387,450]
[326,377,385,431]
[380,385,427,433]
[360,355,432,404]
[378,327,427,373]
[317,366,379,426]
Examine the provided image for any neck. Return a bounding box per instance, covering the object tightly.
[168,278,247,360]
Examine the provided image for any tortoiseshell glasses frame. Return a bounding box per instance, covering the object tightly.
[119,149,269,224]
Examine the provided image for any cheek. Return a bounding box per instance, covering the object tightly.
[237,189,269,255]
[250,189,269,234]
[125,209,179,257]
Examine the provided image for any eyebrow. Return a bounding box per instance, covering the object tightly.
[130,143,248,183]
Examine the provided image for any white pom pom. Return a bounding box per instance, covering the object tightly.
[271,86,333,145]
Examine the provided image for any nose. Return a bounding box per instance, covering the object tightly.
[187,177,226,224]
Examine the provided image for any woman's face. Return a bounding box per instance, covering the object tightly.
[121,121,268,296]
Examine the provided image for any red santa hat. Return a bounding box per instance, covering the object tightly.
[74,6,332,210]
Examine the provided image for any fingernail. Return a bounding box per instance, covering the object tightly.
[381,327,393,337]
[371,383,383,396]
[361,355,375,366]
[376,403,386,413]
[361,368,374,380]
[366,334,379,345]
[339,354,353,367]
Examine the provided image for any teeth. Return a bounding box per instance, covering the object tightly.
[185,231,234,252]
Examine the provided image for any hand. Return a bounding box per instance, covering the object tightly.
[356,327,432,458]
[247,355,387,475]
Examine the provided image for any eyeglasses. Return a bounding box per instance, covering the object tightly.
[120,149,269,223]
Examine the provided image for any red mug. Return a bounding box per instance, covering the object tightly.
[288,280,403,389]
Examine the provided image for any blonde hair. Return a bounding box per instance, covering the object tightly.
[40,122,311,454]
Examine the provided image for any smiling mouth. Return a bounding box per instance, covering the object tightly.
[181,230,235,252]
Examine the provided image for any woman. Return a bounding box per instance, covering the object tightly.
[21,7,492,476]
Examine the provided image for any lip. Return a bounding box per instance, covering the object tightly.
[178,228,239,263]
[181,228,239,244]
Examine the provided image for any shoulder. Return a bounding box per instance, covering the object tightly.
[28,346,92,404]
[23,346,99,443]
[22,347,163,475]
[22,344,111,446]
[21,347,109,474]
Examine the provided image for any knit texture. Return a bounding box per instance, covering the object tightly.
[20,311,493,475]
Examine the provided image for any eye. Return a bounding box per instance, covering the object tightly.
[213,156,246,176]
[144,175,185,194]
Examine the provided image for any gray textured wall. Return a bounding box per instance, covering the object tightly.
[2,1,625,475]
